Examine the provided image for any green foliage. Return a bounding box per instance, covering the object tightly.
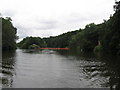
[114,1,120,12]
[69,23,99,52]
[18,30,79,49]
[68,7,120,56]
[43,30,79,48]
[17,3,120,56]
[94,45,103,53]
[18,36,46,49]
[28,44,40,49]
[2,17,17,51]
[101,10,120,55]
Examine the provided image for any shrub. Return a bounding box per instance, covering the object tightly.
[94,45,103,53]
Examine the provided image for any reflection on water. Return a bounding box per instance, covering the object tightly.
[1,49,120,89]
[2,50,16,87]
[95,53,120,89]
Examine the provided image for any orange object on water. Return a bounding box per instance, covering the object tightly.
[38,48,69,50]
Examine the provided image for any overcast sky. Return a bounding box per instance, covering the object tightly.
[0,0,115,41]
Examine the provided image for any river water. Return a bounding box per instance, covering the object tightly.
[1,49,120,88]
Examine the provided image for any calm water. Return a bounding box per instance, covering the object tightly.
[1,49,120,88]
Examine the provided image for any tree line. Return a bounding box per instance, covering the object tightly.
[17,37,47,49]
[3,2,120,56]
[69,8,120,55]
[18,5,120,55]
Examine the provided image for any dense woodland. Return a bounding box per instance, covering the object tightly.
[18,2,120,56]
[69,8,120,55]
[17,37,47,49]
[3,2,120,56]
[43,30,79,48]
[2,17,17,51]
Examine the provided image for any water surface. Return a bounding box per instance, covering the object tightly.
[1,49,120,88]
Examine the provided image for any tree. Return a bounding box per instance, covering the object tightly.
[2,17,17,51]
[114,1,120,12]
[18,37,47,49]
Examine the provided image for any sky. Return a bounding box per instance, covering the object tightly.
[0,0,115,42]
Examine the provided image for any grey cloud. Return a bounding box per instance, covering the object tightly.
[15,19,58,40]
[66,15,88,23]
[34,25,56,30]
[17,29,28,39]
[2,10,16,17]
[16,19,58,31]
[35,19,58,30]
[39,20,57,24]
[63,12,109,25]
[16,25,30,39]
[16,23,55,40]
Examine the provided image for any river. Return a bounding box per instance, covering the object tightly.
[1,49,120,88]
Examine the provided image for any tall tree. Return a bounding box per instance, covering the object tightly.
[2,17,17,51]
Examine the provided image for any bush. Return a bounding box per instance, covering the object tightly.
[28,44,40,49]
[94,45,103,53]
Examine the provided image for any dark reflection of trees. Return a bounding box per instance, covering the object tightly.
[23,49,41,54]
[57,50,95,59]
[95,53,120,90]
[81,52,120,89]
[2,50,16,87]
[56,50,70,56]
